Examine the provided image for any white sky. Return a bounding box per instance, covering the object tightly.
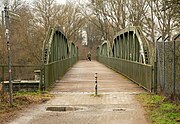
[0,0,67,6]
[56,0,66,4]
[0,0,68,11]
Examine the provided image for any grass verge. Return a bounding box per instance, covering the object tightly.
[0,91,53,123]
[137,93,180,124]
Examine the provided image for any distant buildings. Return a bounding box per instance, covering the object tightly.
[81,30,87,46]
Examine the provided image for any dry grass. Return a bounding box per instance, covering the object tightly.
[0,91,52,124]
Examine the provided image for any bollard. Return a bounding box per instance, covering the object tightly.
[94,73,98,96]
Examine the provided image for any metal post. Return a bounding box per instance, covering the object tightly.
[163,38,165,90]
[2,11,5,64]
[163,36,169,92]
[172,34,179,99]
[40,65,45,91]
[2,66,5,91]
[1,11,5,92]
[94,73,97,96]
[154,36,162,94]
[4,5,13,106]
[173,39,176,99]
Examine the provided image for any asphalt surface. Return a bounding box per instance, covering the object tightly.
[8,60,150,124]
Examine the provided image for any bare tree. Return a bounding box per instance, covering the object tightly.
[10,0,26,11]
[9,2,43,64]
[0,1,46,64]
[79,0,128,43]
[153,0,179,40]
[1,0,179,65]
[55,3,85,43]
[33,0,60,35]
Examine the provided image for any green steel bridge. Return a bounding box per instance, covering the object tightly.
[0,27,157,92]
[1,25,180,99]
[96,27,155,92]
[40,26,155,92]
[41,27,79,90]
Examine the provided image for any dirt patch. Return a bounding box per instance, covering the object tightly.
[0,105,29,124]
[0,92,52,124]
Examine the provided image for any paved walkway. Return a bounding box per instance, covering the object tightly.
[8,60,150,124]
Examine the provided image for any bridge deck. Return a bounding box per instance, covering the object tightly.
[9,60,150,124]
[52,60,144,93]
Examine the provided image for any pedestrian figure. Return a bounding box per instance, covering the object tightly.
[87,52,91,61]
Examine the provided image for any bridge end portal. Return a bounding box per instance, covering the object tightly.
[97,26,155,92]
[41,26,78,90]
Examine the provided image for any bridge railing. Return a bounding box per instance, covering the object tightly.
[96,26,156,92]
[97,56,154,92]
[43,56,78,90]
[0,56,78,91]
[0,65,41,91]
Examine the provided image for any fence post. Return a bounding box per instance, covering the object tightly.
[153,62,157,93]
[155,36,162,94]
[1,66,5,91]
[40,65,45,91]
[172,34,179,99]
[173,40,176,99]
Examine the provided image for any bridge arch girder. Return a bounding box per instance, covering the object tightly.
[112,27,153,64]
[42,27,69,64]
[41,26,79,89]
[69,42,78,58]
[97,41,112,57]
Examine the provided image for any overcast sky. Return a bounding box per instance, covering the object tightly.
[27,0,67,4]
[56,0,66,4]
[0,0,67,6]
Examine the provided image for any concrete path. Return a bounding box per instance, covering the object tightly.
[8,60,150,124]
